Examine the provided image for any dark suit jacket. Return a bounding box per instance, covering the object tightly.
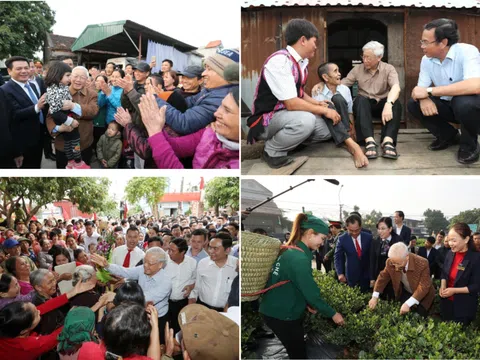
[418,246,439,278]
[441,249,480,321]
[1,79,43,154]
[394,225,412,245]
[0,87,18,162]
[334,231,372,291]
[370,232,402,281]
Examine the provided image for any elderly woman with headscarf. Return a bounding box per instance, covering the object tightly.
[57,307,98,360]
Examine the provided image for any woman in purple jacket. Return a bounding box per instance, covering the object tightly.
[117,89,239,169]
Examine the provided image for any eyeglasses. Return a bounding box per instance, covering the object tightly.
[420,40,437,47]
[72,75,88,81]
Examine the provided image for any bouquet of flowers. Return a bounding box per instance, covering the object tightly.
[95,232,117,285]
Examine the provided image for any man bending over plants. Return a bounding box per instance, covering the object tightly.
[369,242,436,316]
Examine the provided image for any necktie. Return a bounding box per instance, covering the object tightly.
[354,237,362,258]
[122,249,132,267]
[25,83,44,124]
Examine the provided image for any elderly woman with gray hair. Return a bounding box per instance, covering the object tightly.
[91,247,172,344]
[368,242,436,317]
[342,40,402,160]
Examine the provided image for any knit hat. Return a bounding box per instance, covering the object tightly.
[301,215,329,235]
[204,49,239,84]
[57,307,96,353]
[178,304,239,360]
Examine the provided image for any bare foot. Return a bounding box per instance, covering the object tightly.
[353,150,369,168]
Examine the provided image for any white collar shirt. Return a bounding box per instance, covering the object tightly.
[110,245,145,268]
[351,234,362,249]
[166,256,197,301]
[186,247,209,264]
[189,255,238,308]
[83,232,100,253]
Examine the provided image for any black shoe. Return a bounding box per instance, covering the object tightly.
[428,133,460,151]
[262,151,294,169]
[46,153,56,161]
[457,143,480,164]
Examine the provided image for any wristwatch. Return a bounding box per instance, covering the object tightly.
[427,87,433,97]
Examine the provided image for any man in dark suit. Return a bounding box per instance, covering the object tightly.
[334,214,372,292]
[408,235,419,254]
[2,56,46,168]
[28,60,55,162]
[0,87,18,168]
[393,211,412,245]
[417,236,439,278]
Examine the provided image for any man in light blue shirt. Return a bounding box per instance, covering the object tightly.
[91,247,172,344]
[312,62,368,168]
[408,18,480,164]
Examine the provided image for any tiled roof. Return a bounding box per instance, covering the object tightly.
[49,34,77,50]
[242,0,480,8]
[206,40,222,48]
[159,192,201,202]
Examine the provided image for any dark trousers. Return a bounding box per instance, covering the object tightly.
[56,145,92,168]
[353,96,402,144]
[63,129,82,162]
[168,298,188,335]
[263,314,306,359]
[323,260,332,273]
[324,93,350,145]
[407,95,480,152]
[197,298,224,312]
[22,141,43,168]
[157,312,169,345]
[400,286,428,317]
[440,298,473,326]
[43,123,55,157]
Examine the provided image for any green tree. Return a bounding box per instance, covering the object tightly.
[97,196,119,219]
[124,178,168,219]
[449,208,480,226]
[0,177,111,227]
[0,2,56,59]
[423,208,449,234]
[204,177,239,215]
[363,209,383,236]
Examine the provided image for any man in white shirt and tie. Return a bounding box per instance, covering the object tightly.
[110,226,145,268]
[189,233,238,312]
[165,238,197,334]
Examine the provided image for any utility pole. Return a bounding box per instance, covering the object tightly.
[338,185,344,222]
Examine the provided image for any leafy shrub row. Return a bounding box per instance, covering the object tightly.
[242,270,480,359]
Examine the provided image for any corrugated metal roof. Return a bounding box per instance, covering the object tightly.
[242,0,480,8]
[71,20,197,53]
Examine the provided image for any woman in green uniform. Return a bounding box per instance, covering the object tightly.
[259,213,345,359]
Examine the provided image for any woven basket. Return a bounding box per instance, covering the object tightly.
[241,231,281,302]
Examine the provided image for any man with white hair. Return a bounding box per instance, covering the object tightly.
[369,242,435,316]
[91,246,172,344]
[46,66,99,168]
[342,41,402,160]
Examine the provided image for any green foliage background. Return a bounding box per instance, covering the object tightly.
[0,2,55,59]
[242,271,480,359]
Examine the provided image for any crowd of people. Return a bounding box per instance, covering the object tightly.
[0,49,240,169]
[0,212,240,360]
[246,17,480,169]
[248,210,480,358]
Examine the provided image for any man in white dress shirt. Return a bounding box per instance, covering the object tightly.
[110,226,145,268]
[82,221,100,254]
[189,233,238,312]
[408,18,480,164]
[91,247,171,344]
[186,229,209,264]
[166,238,197,333]
[312,62,368,168]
